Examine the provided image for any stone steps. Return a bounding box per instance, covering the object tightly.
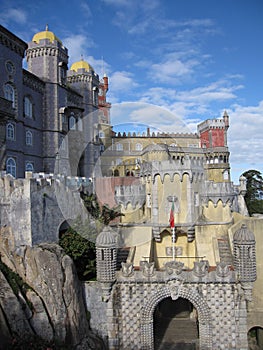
[154,317,199,349]
[217,237,233,266]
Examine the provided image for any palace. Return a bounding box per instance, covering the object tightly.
[0,24,263,349]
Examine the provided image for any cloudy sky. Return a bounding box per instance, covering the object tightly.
[1,0,263,183]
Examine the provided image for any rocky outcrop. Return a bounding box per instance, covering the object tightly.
[0,227,105,349]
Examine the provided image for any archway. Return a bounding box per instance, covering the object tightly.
[248,327,263,349]
[141,282,212,350]
[154,297,198,349]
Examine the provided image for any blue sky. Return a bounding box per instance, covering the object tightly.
[1,0,263,184]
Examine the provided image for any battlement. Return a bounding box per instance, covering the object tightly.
[197,118,227,132]
[114,131,198,138]
[0,172,92,247]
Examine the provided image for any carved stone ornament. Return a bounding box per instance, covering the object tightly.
[141,261,155,277]
[165,261,184,275]
[167,279,184,300]
[216,261,230,278]
[192,260,209,277]
[121,262,134,277]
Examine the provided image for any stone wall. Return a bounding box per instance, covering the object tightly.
[0,174,91,247]
[86,261,250,350]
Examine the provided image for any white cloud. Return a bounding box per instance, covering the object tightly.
[108,71,138,94]
[0,8,27,25]
[228,101,263,172]
[63,34,96,66]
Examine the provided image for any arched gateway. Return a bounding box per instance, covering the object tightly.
[141,280,212,350]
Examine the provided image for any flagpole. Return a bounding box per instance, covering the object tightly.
[172,226,175,261]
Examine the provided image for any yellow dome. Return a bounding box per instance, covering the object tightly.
[32,25,61,44]
[70,59,94,73]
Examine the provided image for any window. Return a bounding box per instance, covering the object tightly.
[93,87,98,106]
[6,123,15,140]
[24,96,33,118]
[25,162,34,172]
[60,138,66,150]
[6,157,16,177]
[78,117,83,131]
[26,130,33,146]
[99,131,105,138]
[69,113,76,130]
[136,143,142,151]
[116,143,123,151]
[4,84,15,108]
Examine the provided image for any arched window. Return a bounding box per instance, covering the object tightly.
[78,117,83,131]
[136,143,142,151]
[25,161,34,172]
[6,157,16,177]
[4,84,15,108]
[24,96,33,118]
[93,87,98,106]
[6,123,15,140]
[116,143,123,151]
[26,130,33,146]
[69,113,76,130]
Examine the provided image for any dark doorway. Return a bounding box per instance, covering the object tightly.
[154,297,199,349]
[248,327,263,349]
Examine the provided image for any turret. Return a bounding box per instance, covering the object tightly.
[197,113,230,182]
[96,227,117,301]
[233,224,256,300]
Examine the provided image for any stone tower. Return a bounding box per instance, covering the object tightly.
[67,59,100,178]
[96,227,117,300]
[198,111,230,182]
[233,224,257,300]
[26,26,68,172]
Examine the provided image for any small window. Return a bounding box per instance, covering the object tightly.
[136,143,142,151]
[25,161,34,172]
[60,138,66,150]
[116,143,123,151]
[6,157,16,177]
[6,123,15,140]
[26,130,33,146]
[99,131,105,138]
[78,117,83,131]
[24,96,33,118]
[4,84,15,108]
[69,113,76,130]
[93,87,98,106]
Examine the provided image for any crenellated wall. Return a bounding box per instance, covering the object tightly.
[0,173,91,247]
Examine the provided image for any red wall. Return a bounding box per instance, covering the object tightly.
[200,128,225,148]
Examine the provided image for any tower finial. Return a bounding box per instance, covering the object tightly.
[45,24,49,31]
[81,54,83,61]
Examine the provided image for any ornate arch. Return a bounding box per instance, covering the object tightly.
[140,280,212,349]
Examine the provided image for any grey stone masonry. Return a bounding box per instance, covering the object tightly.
[86,260,251,350]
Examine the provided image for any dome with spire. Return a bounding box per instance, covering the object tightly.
[32,25,62,44]
[70,58,94,73]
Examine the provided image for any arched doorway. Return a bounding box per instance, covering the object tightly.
[154,297,198,349]
[248,327,263,349]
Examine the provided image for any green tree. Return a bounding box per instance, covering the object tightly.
[59,227,96,280]
[59,191,124,280]
[79,191,124,225]
[242,169,263,216]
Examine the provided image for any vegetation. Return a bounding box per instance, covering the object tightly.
[79,191,124,225]
[7,335,72,350]
[242,169,263,216]
[59,227,96,280]
[59,192,124,280]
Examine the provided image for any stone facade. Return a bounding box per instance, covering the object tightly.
[0,24,110,179]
